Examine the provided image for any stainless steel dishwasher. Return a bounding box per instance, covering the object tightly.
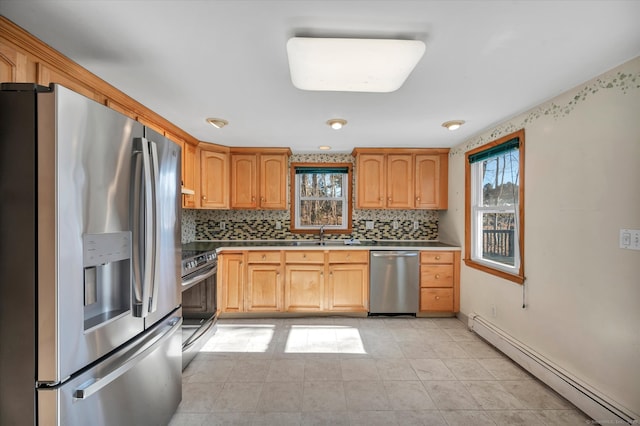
[369,251,420,314]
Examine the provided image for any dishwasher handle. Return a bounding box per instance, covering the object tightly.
[371,251,419,258]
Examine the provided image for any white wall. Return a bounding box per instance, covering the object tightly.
[439,56,640,416]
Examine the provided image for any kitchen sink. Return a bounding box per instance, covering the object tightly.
[289,240,349,246]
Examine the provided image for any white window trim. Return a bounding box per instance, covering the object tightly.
[294,172,349,230]
[469,147,521,275]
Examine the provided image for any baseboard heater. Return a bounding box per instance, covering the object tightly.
[467,313,638,425]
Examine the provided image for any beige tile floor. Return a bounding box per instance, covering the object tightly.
[170,316,592,426]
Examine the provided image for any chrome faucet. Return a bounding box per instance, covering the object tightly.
[319,225,325,244]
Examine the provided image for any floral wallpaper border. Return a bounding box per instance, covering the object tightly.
[450,69,640,157]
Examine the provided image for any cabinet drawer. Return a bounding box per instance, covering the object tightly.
[247,251,281,263]
[420,265,454,287]
[328,250,368,264]
[420,288,454,312]
[285,251,325,264]
[420,251,454,264]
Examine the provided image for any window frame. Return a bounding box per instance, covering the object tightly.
[289,162,353,234]
[464,129,525,284]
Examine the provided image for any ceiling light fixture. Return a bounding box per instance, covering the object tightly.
[442,120,465,131]
[206,117,228,129]
[327,118,347,130]
[287,37,426,93]
[318,145,332,150]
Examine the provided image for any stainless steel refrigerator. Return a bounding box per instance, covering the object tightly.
[0,83,183,425]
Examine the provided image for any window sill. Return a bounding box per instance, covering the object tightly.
[464,258,524,285]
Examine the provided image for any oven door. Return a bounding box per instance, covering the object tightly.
[181,264,217,369]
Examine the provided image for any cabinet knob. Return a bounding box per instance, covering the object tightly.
[388,197,392,201]
[435,255,441,260]
[303,254,307,258]
[435,296,440,300]
[252,196,256,201]
[261,197,265,202]
[262,255,266,260]
[416,197,420,201]
[435,274,440,279]
[202,196,207,200]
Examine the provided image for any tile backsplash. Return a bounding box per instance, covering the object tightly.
[181,153,439,243]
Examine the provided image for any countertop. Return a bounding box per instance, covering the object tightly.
[183,240,461,252]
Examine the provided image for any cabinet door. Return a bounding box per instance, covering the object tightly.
[284,264,324,311]
[356,154,385,208]
[231,154,257,208]
[0,45,28,83]
[327,264,369,312]
[182,142,197,208]
[246,264,282,311]
[219,254,244,313]
[387,154,414,209]
[259,154,288,209]
[415,154,448,209]
[200,149,229,208]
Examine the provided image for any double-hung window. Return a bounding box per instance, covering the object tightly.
[465,130,525,284]
[290,164,352,233]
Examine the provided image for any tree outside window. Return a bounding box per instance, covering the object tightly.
[290,163,352,233]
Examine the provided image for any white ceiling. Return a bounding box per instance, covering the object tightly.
[2,1,640,153]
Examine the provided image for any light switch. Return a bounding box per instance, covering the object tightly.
[620,229,640,250]
[366,221,374,230]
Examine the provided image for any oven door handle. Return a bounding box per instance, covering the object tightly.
[181,266,217,292]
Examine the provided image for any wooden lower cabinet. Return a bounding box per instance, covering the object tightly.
[284,250,325,312]
[218,253,245,313]
[327,250,369,312]
[419,251,460,313]
[327,264,368,312]
[218,249,370,315]
[285,264,324,311]
[245,251,283,312]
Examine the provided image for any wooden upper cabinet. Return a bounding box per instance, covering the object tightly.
[415,153,448,209]
[199,147,229,209]
[353,148,449,210]
[260,154,288,209]
[231,154,258,208]
[356,154,386,208]
[181,142,197,208]
[230,149,290,210]
[0,45,28,82]
[387,154,414,209]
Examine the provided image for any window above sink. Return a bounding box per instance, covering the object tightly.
[290,163,353,235]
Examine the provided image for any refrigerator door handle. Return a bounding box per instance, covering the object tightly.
[73,317,181,400]
[148,140,160,314]
[132,137,154,318]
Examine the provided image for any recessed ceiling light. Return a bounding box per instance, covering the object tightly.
[206,118,228,129]
[442,120,465,131]
[327,118,347,130]
[287,37,426,93]
[318,145,332,150]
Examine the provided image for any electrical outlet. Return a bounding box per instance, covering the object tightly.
[393,220,399,230]
[620,229,640,250]
[366,221,375,230]
[275,221,282,230]
[220,222,226,230]
[413,221,419,230]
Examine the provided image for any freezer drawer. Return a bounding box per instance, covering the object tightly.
[37,313,182,426]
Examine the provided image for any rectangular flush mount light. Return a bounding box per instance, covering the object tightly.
[286,37,425,93]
